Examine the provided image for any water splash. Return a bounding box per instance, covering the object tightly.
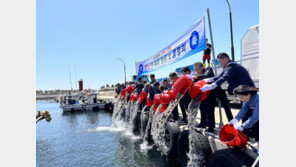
[139,140,153,153]
[140,105,148,138]
[112,92,206,162]
[112,98,124,120]
[88,126,125,132]
[143,106,155,145]
[150,93,184,156]
[124,101,132,122]
[186,99,205,167]
[112,119,141,140]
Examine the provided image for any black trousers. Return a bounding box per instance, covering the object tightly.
[171,106,179,120]
[243,121,259,141]
[199,90,216,130]
[179,91,191,121]
[214,87,233,121]
[242,108,259,141]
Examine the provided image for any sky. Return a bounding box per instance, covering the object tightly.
[36,0,259,90]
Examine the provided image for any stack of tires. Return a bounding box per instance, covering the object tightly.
[207,148,259,167]
[163,122,181,159]
[131,104,182,160]
[177,130,259,167]
[140,110,149,138]
[178,130,213,167]
[116,98,259,167]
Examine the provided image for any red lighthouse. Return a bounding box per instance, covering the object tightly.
[79,79,83,92]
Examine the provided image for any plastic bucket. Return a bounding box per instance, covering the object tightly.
[168,89,177,101]
[188,80,209,101]
[160,92,171,105]
[160,104,167,113]
[219,124,248,149]
[153,94,161,111]
[138,91,148,103]
[130,93,138,102]
[121,89,126,96]
[140,91,148,99]
[172,75,192,95]
[121,89,126,100]
[146,98,153,107]
[153,94,161,105]
[153,104,159,111]
[125,85,134,94]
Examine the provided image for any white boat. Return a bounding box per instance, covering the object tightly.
[60,92,112,112]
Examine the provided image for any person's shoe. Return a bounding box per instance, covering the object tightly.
[208,62,211,67]
[203,63,206,67]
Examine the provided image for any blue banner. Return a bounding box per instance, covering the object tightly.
[137,15,206,76]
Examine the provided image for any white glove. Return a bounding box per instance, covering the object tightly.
[200,84,214,92]
[234,124,243,131]
[203,78,214,83]
[228,118,238,125]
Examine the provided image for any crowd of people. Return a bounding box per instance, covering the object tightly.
[115,50,259,142]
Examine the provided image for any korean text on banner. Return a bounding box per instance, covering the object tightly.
[137,15,206,76]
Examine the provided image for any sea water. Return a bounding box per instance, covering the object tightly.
[36,100,180,167]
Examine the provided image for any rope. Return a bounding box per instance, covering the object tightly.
[36,110,52,123]
[251,156,259,167]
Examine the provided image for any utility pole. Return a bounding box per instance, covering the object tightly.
[116,58,126,84]
[226,0,235,61]
[207,8,217,75]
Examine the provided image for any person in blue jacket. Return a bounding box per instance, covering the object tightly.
[153,82,161,94]
[200,52,255,95]
[149,74,157,85]
[134,77,144,94]
[229,85,259,141]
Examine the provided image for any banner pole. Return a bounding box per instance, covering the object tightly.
[207,8,223,128]
[207,8,217,75]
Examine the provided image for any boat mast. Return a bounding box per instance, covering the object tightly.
[75,62,78,91]
[68,64,73,91]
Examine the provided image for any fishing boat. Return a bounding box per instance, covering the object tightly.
[60,92,114,112]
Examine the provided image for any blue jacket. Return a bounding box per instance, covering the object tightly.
[115,87,121,95]
[235,93,259,129]
[212,61,255,95]
[150,80,156,85]
[134,83,144,94]
[154,88,161,94]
